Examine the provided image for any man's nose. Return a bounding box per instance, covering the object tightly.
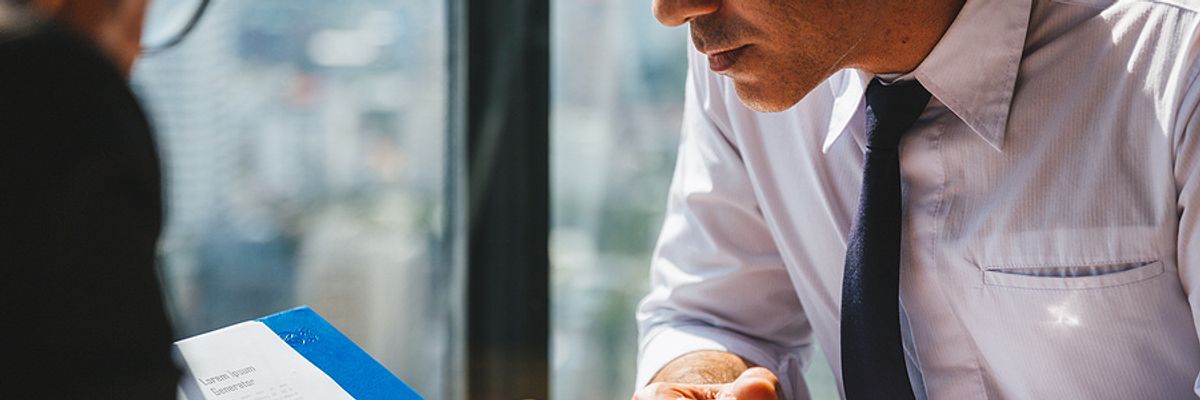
[652,0,720,27]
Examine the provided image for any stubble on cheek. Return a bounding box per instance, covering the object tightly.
[729,70,818,113]
[727,41,833,113]
[693,1,856,113]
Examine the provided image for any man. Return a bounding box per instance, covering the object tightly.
[635,0,1200,399]
[0,0,178,398]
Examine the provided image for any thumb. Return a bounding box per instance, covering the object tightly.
[723,367,779,400]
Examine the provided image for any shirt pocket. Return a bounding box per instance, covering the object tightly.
[982,259,1163,290]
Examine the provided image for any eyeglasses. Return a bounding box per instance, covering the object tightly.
[140,0,211,54]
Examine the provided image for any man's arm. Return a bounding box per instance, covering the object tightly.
[1174,31,1200,394]
[634,47,808,398]
[1179,80,1200,397]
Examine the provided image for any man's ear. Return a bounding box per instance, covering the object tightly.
[25,0,67,15]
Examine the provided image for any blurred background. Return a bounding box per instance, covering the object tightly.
[132,0,837,398]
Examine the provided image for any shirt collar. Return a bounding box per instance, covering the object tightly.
[821,0,1033,153]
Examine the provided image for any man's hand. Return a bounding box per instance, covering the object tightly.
[632,367,780,400]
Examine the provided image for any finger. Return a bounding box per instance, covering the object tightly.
[727,367,780,400]
[738,367,779,385]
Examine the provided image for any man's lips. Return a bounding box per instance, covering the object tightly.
[705,45,749,72]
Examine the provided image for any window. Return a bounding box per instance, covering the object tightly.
[549,0,686,396]
[134,0,837,397]
[132,0,460,398]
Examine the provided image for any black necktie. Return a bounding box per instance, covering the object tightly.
[840,78,930,400]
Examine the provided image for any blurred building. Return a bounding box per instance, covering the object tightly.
[550,0,687,397]
[132,0,453,398]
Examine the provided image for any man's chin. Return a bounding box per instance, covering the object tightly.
[730,79,805,113]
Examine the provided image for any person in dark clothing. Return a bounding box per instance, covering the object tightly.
[0,0,178,398]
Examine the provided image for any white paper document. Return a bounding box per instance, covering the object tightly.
[174,321,354,400]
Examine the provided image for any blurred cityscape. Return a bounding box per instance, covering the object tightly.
[549,0,686,396]
[132,0,453,398]
[133,0,837,399]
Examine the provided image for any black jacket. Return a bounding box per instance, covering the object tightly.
[0,6,178,399]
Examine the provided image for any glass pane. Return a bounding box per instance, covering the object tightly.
[550,1,837,398]
[131,0,458,398]
[549,0,683,396]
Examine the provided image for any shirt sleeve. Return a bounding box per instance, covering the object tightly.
[1180,80,1200,397]
[1175,28,1200,393]
[635,48,813,398]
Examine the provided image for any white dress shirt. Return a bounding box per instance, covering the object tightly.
[636,0,1200,398]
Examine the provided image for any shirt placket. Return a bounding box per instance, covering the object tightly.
[898,98,990,400]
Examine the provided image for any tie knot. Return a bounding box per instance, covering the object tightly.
[864,78,931,151]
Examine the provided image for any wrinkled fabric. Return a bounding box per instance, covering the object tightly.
[636,0,1200,398]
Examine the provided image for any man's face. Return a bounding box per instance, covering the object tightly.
[654,0,877,112]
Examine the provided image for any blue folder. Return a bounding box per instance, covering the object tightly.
[258,306,423,400]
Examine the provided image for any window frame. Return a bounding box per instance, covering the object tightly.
[454,0,551,397]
